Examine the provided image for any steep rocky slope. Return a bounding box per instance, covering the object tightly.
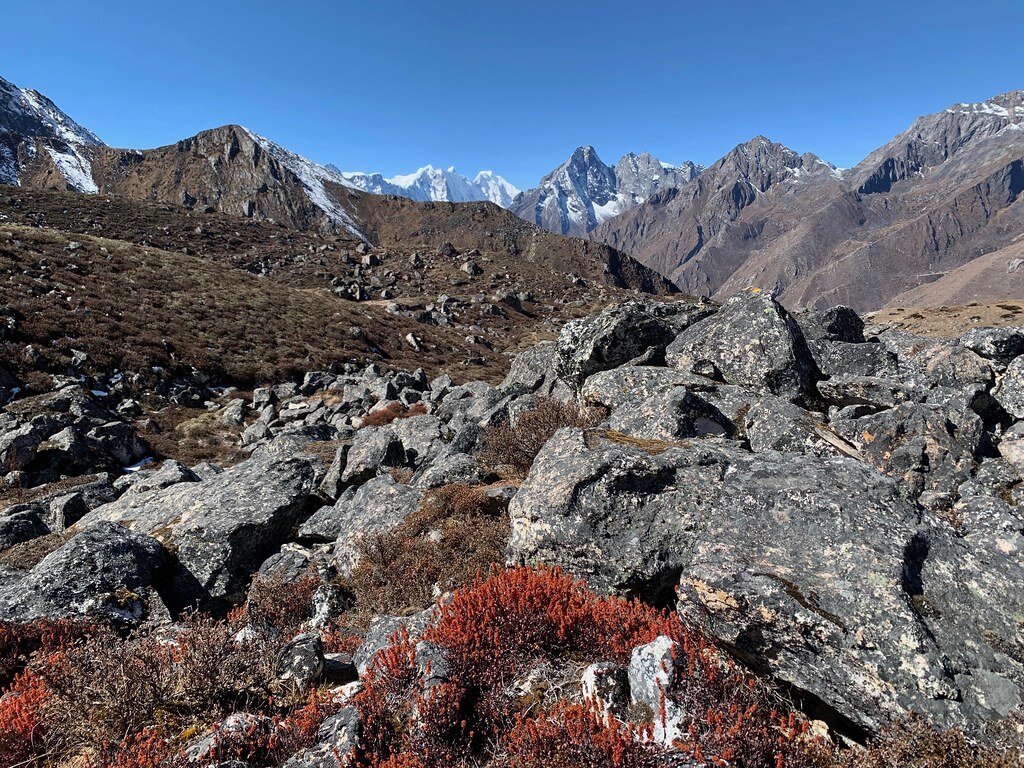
[0,74,103,192]
[593,92,1024,311]
[18,124,367,236]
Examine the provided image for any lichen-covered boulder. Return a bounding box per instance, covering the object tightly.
[995,356,1024,419]
[76,438,321,607]
[507,428,975,735]
[831,402,984,508]
[330,475,423,577]
[665,289,818,401]
[555,300,713,389]
[0,521,167,623]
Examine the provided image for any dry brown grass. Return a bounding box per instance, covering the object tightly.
[34,611,286,761]
[0,223,494,389]
[243,570,321,635]
[0,530,73,571]
[137,406,247,467]
[346,482,511,620]
[479,398,607,475]
[594,428,688,455]
[840,718,1021,768]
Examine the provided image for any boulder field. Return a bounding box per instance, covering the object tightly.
[2,288,1023,745]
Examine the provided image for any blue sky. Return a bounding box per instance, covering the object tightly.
[5,0,1023,189]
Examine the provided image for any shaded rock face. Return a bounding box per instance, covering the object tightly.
[0,521,167,623]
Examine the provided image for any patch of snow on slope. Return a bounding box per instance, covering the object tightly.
[43,144,97,193]
[0,143,17,185]
[18,88,104,146]
[591,193,630,223]
[244,128,365,240]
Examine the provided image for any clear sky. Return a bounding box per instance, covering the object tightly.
[5,0,1023,189]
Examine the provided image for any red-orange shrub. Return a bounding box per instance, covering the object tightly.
[0,617,97,686]
[0,670,49,767]
[423,566,684,682]
[361,402,428,429]
[353,566,821,768]
[498,701,657,768]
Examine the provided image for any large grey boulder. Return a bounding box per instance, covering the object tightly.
[76,439,321,606]
[330,475,423,577]
[500,341,569,397]
[606,386,734,441]
[959,326,1024,368]
[744,396,851,458]
[580,366,709,411]
[340,426,405,485]
[665,289,818,401]
[806,339,899,378]
[0,508,50,551]
[798,305,865,343]
[506,428,979,736]
[413,449,488,489]
[817,374,926,409]
[917,491,1024,725]
[389,415,450,469]
[0,522,167,623]
[554,300,713,389]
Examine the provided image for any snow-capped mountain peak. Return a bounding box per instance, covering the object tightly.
[336,164,520,207]
[509,146,704,237]
[0,77,104,148]
[0,75,105,190]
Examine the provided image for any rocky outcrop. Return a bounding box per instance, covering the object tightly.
[76,438,322,607]
[0,522,167,623]
[666,289,819,401]
[505,293,1024,738]
[0,386,145,487]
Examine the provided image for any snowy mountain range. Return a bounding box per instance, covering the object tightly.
[335,164,520,207]
[509,146,703,237]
